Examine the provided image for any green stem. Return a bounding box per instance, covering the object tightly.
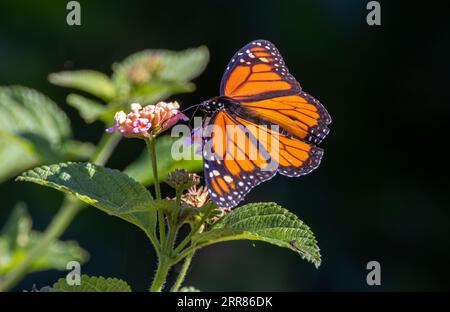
[144,136,173,292]
[0,197,81,292]
[170,252,194,292]
[174,204,214,254]
[173,189,182,225]
[0,132,119,292]
[164,189,182,251]
[145,229,160,258]
[145,137,161,200]
[171,245,197,265]
[145,137,165,248]
[91,132,121,165]
[150,256,172,292]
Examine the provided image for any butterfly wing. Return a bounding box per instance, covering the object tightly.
[202,110,277,208]
[241,91,331,144]
[220,39,331,144]
[203,110,323,208]
[205,40,331,208]
[220,40,300,101]
[234,115,324,178]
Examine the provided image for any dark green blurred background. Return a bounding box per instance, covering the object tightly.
[1,0,449,291]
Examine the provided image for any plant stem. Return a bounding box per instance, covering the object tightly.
[144,136,173,292]
[170,252,194,292]
[145,137,165,248]
[174,203,214,254]
[170,245,197,265]
[0,132,118,292]
[91,132,121,165]
[173,188,182,225]
[0,197,81,292]
[145,137,161,200]
[164,189,182,251]
[150,256,172,292]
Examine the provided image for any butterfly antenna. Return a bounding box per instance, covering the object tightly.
[181,103,202,127]
[181,103,202,114]
[188,104,202,127]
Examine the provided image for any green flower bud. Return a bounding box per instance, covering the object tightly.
[166,169,200,191]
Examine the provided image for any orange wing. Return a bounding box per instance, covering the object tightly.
[220,40,301,101]
[241,91,331,144]
[220,40,331,144]
[202,111,323,208]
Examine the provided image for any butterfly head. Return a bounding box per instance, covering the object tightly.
[199,98,224,116]
[200,96,238,116]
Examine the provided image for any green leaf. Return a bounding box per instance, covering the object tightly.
[16,162,156,236]
[112,46,209,96]
[66,93,106,124]
[48,70,116,101]
[0,86,73,182]
[192,202,321,268]
[52,275,131,292]
[0,203,88,275]
[130,81,195,97]
[124,135,203,186]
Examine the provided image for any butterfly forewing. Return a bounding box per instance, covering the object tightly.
[220,40,301,101]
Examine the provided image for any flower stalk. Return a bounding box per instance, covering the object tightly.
[145,137,161,200]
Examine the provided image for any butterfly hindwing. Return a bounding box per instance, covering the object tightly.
[241,91,331,144]
[234,115,324,177]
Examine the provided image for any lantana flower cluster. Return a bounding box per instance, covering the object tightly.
[106,101,188,138]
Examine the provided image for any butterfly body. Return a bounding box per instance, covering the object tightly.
[199,40,331,209]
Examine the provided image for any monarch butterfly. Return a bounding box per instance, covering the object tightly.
[198,40,331,208]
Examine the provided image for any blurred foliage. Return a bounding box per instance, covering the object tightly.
[0,86,94,183]
[49,46,209,124]
[49,70,116,101]
[0,203,88,276]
